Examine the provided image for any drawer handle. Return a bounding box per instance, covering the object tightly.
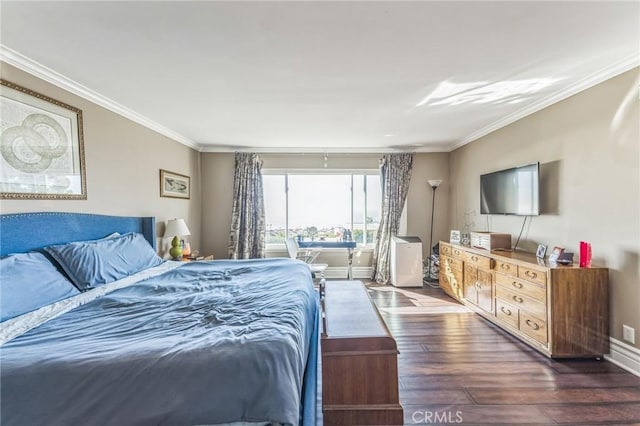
[500,306,512,316]
[454,250,460,255]
[512,281,523,289]
[525,270,537,279]
[471,255,478,261]
[500,264,511,270]
[525,319,540,330]
[512,295,524,304]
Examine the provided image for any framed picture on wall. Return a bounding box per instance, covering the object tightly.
[160,169,190,199]
[0,80,86,199]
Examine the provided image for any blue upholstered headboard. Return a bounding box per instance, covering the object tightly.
[0,212,156,256]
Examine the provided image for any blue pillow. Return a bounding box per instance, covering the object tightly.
[1,252,80,322]
[44,232,163,291]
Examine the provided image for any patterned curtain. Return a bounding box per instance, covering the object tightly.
[228,152,266,259]
[371,153,414,284]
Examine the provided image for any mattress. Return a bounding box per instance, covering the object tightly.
[1,258,318,426]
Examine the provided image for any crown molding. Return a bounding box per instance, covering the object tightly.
[199,145,432,154]
[450,54,640,152]
[0,45,202,152]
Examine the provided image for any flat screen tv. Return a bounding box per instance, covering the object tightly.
[480,162,540,215]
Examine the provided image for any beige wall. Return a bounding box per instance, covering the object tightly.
[0,63,202,254]
[201,152,235,259]
[201,152,451,264]
[449,68,640,348]
[407,153,450,257]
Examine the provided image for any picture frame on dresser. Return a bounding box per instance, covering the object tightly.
[0,80,86,200]
[536,244,547,259]
[548,246,564,263]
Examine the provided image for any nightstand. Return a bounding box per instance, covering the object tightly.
[183,255,214,261]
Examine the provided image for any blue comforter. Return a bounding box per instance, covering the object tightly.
[1,258,318,426]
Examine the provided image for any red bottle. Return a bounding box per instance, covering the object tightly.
[579,241,592,267]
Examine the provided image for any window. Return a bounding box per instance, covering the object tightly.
[263,171,381,247]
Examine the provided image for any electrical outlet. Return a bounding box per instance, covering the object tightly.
[623,325,636,344]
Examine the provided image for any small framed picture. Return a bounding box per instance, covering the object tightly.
[557,251,574,265]
[548,246,565,263]
[160,169,190,199]
[536,244,547,259]
[450,230,461,244]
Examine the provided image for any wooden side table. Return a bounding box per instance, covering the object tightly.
[183,255,214,261]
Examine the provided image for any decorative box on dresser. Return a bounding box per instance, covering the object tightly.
[439,242,609,358]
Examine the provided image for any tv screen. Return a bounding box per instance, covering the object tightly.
[480,163,540,215]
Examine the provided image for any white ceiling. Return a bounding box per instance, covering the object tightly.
[1,1,638,153]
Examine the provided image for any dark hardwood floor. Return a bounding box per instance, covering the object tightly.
[318,282,640,425]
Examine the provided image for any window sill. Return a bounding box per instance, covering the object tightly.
[266,245,375,253]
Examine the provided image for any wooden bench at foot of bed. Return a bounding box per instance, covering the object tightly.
[320,280,403,425]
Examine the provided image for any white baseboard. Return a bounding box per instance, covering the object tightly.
[325,267,372,280]
[605,337,640,377]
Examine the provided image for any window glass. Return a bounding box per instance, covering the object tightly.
[263,172,381,246]
[287,174,351,242]
[352,175,365,244]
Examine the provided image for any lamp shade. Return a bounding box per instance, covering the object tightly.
[164,218,190,238]
[428,179,443,188]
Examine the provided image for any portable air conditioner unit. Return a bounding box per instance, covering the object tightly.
[390,236,423,287]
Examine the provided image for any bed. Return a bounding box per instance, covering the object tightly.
[0,212,319,426]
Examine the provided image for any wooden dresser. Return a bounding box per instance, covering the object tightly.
[321,281,403,425]
[439,242,609,358]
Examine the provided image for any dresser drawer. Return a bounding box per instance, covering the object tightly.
[440,244,452,257]
[462,252,492,270]
[495,286,546,319]
[451,246,464,258]
[495,259,518,277]
[441,255,462,271]
[495,299,519,328]
[518,265,547,286]
[495,273,546,302]
[439,272,453,294]
[520,311,547,344]
[440,266,463,300]
[449,269,463,297]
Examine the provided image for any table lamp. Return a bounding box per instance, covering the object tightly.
[164,218,191,260]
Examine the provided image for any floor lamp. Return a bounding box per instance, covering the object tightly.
[426,179,442,283]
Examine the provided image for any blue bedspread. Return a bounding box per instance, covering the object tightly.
[1,258,318,426]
